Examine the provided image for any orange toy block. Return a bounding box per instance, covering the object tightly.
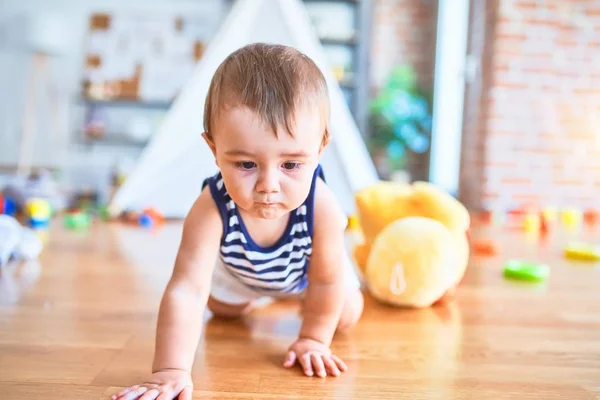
[584,208,599,225]
[472,238,498,256]
[143,207,165,223]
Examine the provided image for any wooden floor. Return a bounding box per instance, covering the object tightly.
[1,217,599,399]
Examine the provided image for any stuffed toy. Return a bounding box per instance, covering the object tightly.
[351,180,470,308]
[0,215,44,267]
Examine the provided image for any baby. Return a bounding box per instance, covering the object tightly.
[112,43,364,400]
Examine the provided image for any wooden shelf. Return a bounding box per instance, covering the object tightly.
[304,0,359,4]
[303,0,371,134]
[79,134,149,147]
[321,37,357,46]
[79,97,173,110]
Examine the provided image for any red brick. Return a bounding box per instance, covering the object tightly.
[496,33,528,41]
[555,38,579,46]
[573,88,600,95]
[514,1,538,9]
[492,81,529,89]
[512,194,545,202]
[521,67,556,74]
[554,179,587,186]
[523,18,559,28]
[501,177,532,184]
[542,85,559,92]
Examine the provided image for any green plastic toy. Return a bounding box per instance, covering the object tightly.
[63,211,92,230]
[503,259,549,282]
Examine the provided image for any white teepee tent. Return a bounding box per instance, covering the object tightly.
[109,0,379,218]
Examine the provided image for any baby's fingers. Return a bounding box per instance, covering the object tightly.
[331,354,348,372]
[299,353,314,376]
[311,353,326,378]
[139,388,160,400]
[119,386,148,400]
[322,356,341,377]
[113,385,139,399]
[177,386,193,400]
[283,350,297,368]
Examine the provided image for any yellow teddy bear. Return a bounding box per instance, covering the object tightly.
[351,180,470,308]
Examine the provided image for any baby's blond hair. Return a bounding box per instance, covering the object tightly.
[203,43,330,147]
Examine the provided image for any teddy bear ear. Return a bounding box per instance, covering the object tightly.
[354,181,415,245]
[411,181,471,232]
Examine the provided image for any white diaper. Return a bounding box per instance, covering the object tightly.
[209,251,362,305]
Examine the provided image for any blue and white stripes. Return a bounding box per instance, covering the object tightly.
[202,166,324,295]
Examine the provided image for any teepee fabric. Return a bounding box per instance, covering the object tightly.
[109,0,378,218]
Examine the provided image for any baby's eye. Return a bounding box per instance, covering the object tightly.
[282,162,300,171]
[236,161,256,170]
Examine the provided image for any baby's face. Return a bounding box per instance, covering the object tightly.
[206,105,324,220]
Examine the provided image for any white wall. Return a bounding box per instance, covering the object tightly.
[0,0,227,198]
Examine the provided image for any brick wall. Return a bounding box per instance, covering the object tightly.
[371,0,438,89]
[476,0,600,211]
[370,0,438,181]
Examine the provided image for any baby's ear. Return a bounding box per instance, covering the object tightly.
[202,132,217,158]
[319,132,330,154]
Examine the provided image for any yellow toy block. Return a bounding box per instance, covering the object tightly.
[561,208,582,227]
[564,242,600,261]
[523,213,540,232]
[25,198,52,219]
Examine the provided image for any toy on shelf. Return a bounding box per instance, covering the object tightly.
[503,259,549,282]
[352,181,470,308]
[564,242,600,261]
[0,215,44,267]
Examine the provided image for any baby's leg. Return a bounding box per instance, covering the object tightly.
[207,296,252,318]
[208,258,262,318]
[337,288,364,332]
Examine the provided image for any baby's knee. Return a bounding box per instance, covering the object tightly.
[207,296,252,319]
[337,289,364,332]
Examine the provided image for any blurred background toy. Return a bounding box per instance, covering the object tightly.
[63,210,92,230]
[503,260,549,282]
[564,242,600,261]
[24,198,52,229]
[0,215,44,267]
[472,238,498,256]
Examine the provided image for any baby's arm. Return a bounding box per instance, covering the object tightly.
[283,179,348,377]
[112,186,222,400]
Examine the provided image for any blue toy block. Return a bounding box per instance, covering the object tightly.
[138,213,154,228]
[3,198,17,217]
[28,218,50,229]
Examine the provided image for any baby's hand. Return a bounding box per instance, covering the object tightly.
[111,369,192,400]
[283,338,348,378]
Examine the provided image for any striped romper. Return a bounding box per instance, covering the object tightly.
[202,165,331,304]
